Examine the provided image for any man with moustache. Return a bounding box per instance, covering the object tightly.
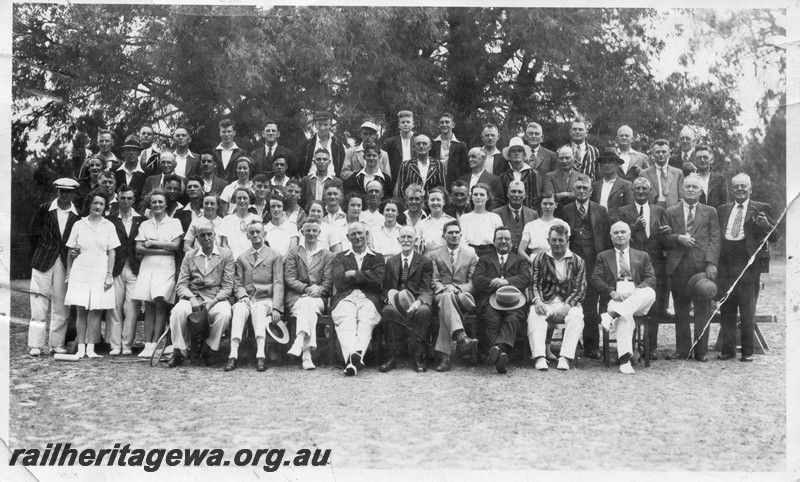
[444,180,472,220]
[693,145,728,209]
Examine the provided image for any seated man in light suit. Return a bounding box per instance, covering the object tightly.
[429,220,479,372]
[527,222,586,371]
[591,221,656,374]
[227,220,284,372]
[168,221,235,368]
[285,218,335,370]
[331,221,386,376]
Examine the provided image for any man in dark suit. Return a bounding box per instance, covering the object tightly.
[298,111,348,178]
[493,180,538,253]
[591,221,657,374]
[171,126,201,179]
[138,125,161,176]
[107,185,144,356]
[543,146,581,209]
[640,139,684,208]
[383,110,417,190]
[114,134,147,203]
[694,145,728,209]
[431,113,469,189]
[663,174,721,362]
[299,150,341,212]
[27,178,81,356]
[472,226,531,373]
[590,148,634,223]
[212,119,248,182]
[78,129,120,178]
[560,117,599,180]
[617,177,670,359]
[523,122,558,187]
[250,120,300,179]
[458,147,505,208]
[380,226,434,373]
[560,174,612,358]
[716,173,776,362]
[614,125,649,182]
[444,180,473,220]
[197,150,228,197]
[668,126,698,176]
[331,221,386,376]
[499,137,540,208]
[140,152,184,212]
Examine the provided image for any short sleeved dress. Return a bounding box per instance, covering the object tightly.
[132,215,183,303]
[64,217,121,309]
[219,212,262,259]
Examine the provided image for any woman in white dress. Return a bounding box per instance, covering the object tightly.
[248,174,271,223]
[459,183,503,257]
[518,192,564,262]
[370,198,404,259]
[338,192,364,252]
[220,157,254,214]
[64,191,120,358]
[133,189,183,358]
[418,187,456,254]
[220,187,262,259]
[264,192,299,257]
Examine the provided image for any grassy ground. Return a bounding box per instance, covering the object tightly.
[6,260,787,473]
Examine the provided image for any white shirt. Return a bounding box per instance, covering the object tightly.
[498,253,507,267]
[547,248,574,281]
[312,135,337,178]
[657,165,669,202]
[49,200,78,236]
[300,242,323,265]
[417,159,430,184]
[116,162,146,185]
[311,172,335,201]
[401,251,414,271]
[571,142,585,162]
[401,135,413,162]
[185,216,224,246]
[599,178,616,208]
[194,244,222,276]
[698,171,711,198]
[469,170,484,190]
[617,149,632,174]
[434,134,460,163]
[356,168,386,192]
[725,199,749,241]
[117,210,141,236]
[216,142,240,171]
[300,222,341,251]
[323,210,347,228]
[360,209,385,229]
[265,220,299,257]
[510,162,531,181]
[346,247,376,270]
[370,224,402,259]
[483,147,501,174]
[173,151,190,177]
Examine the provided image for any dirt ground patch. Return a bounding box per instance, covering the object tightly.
[6,260,788,473]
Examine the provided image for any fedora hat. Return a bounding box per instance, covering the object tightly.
[121,134,142,150]
[596,147,624,165]
[312,111,335,122]
[388,288,416,317]
[266,320,291,345]
[453,292,476,318]
[502,136,532,161]
[187,304,209,338]
[687,272,717,301]
[489,286,526,311]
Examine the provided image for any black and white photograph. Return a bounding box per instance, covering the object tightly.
[2,2,796,480]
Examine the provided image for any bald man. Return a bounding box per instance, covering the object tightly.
[614,125,649,181]
[669,126,698,176]
[394,134,446,197]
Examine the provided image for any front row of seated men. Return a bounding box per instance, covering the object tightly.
[167,171,774,376]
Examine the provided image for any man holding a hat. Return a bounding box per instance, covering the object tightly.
[527,222,586,371]
[498,137,540,209]
[299,111,347,178]
[114,134,147,203]
[331,221,386,376]
[227,220,285,372]
[429,220,479,372]
[27,177,81,356]
[472,226,531,373]
[341,121,392,185]
[168,220,235,368]
[663,174,721,362]
[591,221,657,374]
[590,148,633,223]
[380,225,434,373]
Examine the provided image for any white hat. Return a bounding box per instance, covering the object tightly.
[53,178,80,190]
[502,136,532,161]
[360,121,380,133]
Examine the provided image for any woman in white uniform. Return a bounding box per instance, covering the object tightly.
[264,192,299,257]
[220,187,262,259]
[65,191,120,358]
[459,183,503,257]
[417,187,456,254]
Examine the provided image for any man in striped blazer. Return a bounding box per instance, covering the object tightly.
[394,135,446,198]
[526,222,586,371]
[559,117,599,181]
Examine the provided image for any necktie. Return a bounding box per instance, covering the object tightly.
[499,255,506,271]
[618,249,631,278]
[514,209,520,224]
[253,249,260,263]
[731,204,744,238]
[639,205,644,217]
[450,250,456,268]
[660,168,668,197]
[267,146,274,162]
[579,203,586,218]
[401,258,409,288]
[686,204,694,232]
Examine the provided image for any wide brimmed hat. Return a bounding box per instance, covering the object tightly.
[454,292,476,318]
[267,320,291,345]
[121,134,142,150]
[502,136,532,161]
[312,111,335,122]
[53,178,80,190]
[596,147,624,165]
[489,286,526,311]
[687,272,717,301]
[388,288,416,317]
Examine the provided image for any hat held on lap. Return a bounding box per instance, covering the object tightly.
[267,320,290,345]
[454,292,476,318]
[489,286,526,311]
[388,288,416,317]
[687,273,717,301]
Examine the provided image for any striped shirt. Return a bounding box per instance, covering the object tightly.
[528,249,586,307]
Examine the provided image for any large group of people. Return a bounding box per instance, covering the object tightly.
[24,110,777,376]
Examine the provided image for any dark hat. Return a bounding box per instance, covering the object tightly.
[596,147,624,165]
[187,304,209,328]
[687,273,717,301]
[454,292,476,318]
[388,288,416,317]
[489,286,526,311]
[312,111,335,122]
[121,134,142,150]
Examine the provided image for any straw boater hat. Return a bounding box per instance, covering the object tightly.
[489,286,526,311]
[687,272,717,301]
[502,136,532,161]
[388,288,416,317]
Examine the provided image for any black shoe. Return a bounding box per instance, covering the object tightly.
[649,353,659,361]
[379,356,396,373]
[740,355,754,362]
[456,334,478,354]
[717,353,736,361]
[435,356,451,372]
[584,350,601,360]
[344,363,357,376]
[695,353,708,362]
[168,350,184,368]
[495,351,509,374]
[665,352,689,360]
[224,357,237,372]
[414,352,427,372]
[488,345,501,363]
[256,357,267,372]
[351,351,366,371]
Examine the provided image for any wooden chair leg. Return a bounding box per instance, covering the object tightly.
[602,327,610,367]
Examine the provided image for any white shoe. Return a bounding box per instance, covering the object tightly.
[51,346,67,355]
[109,348,122,356]
[600,313,614,331]
[619,361,635,375]
[287,337,304,358]
[86,344,103,358]
[121,348,133,356]
[137,343,153,358]
[28,347,41,357]
[164,345,174,355]
[76,344,87,358]
[557,357,570,371]
[302,349,315,370]
[535,358,549,371]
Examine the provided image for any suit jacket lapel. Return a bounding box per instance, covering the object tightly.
[307,250,322,272]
